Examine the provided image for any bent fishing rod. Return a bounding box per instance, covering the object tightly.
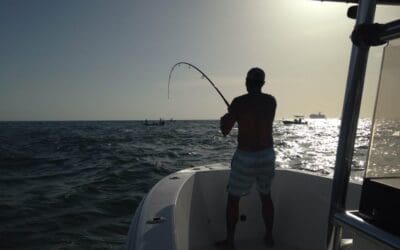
[168,62,230,108]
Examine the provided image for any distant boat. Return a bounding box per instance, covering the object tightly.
[282,115,308,125]
[143,119,165,126]
[309,112,326,119]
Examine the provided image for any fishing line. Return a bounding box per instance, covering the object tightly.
[168,62,230,108]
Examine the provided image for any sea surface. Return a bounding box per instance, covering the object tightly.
[0,119,371,249]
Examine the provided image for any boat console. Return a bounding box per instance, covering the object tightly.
[326,0,400,248]
[335,39,400,249]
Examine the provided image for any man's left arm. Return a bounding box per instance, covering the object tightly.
[271,96,277,122]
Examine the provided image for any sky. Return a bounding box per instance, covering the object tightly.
[0,0,399,121]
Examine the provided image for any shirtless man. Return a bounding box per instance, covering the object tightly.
[217,68,277,249]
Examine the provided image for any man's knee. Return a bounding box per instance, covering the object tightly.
[259,192,272,204]
[227,194,240,204]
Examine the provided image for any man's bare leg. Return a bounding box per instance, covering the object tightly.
[216,194,240,249]
[226,194,240,246]
[260,192,274,247]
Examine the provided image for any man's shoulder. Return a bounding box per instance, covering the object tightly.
[231,94,248,105]
[229,95,248,113]
[232,93,276,105]
[260,93,275,98]
[233,94,247,101]
[262,93,276,103]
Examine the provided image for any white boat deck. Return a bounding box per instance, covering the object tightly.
[192,238,300,250]
[126,164,362,250]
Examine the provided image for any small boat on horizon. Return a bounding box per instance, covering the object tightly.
[143,119,165,126]
[282,115,308,125]
[309,112,327,119]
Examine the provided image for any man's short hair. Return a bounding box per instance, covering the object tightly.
[246,68,265,87]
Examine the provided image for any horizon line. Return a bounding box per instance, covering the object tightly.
[0,117,354,122]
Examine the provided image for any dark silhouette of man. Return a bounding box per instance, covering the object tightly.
[217,68,276,249]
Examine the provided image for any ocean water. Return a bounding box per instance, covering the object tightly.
[0,119,370,249]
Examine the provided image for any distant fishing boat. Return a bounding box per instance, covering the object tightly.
[282,115,308,125]
[309,112,326,119]
[143,119,165,126]
[126,1,400,249]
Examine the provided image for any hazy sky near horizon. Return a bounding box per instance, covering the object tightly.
[1,0,399,121]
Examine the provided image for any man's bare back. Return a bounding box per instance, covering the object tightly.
[221,93,276,152]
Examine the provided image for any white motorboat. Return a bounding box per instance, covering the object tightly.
[282,116,308,125]
[126,0,400,249]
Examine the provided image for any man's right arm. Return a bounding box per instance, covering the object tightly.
[220,99,237,136]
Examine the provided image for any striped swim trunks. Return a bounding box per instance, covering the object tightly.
[228,147,276,197]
